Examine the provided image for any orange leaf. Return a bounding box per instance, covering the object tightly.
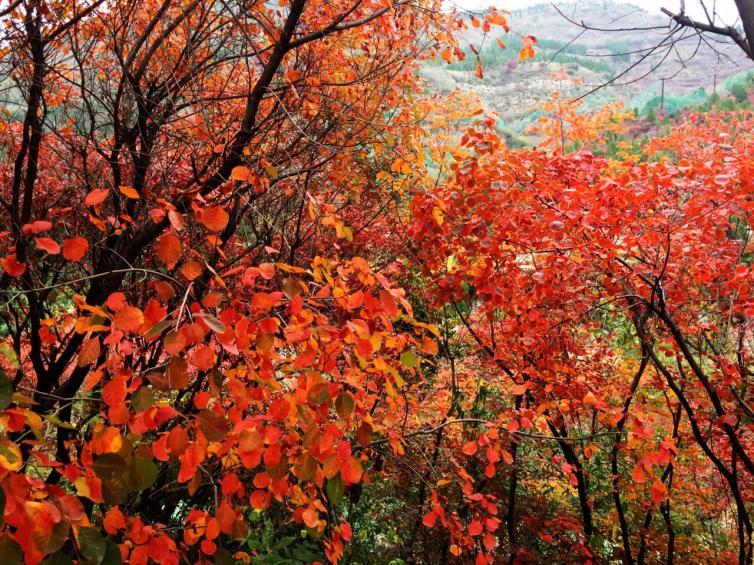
[341,457,363,484]
[302,507,319,528]
[156,232,182,268]
[85,188,109,206]
[180,259,203,281]
[462,441,478,456]
[201,206,229,232]
[119,185,140,199]
[259,262,275,280]
[230,166,251,181]
[77,337,101,367]
[112,305,145,333]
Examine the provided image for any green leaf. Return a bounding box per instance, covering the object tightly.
[78,527,107,565]
[101,477,127,505]
[144,319,171,340]
[0,444,18,466]
[195,312,226,334]
[0,534,23,565]
[0,370,13,411]
[42,413,76,429]
[101,540,122,565]
[125,456,158,492]
[41,553,73,565]
[335,392,354,418]
[307,383,330,406]
[212,547,234,565]
[0,344,19,369]
[130,387,154,413]
[93,453,128,481]
[400,351,418,368]
[326,474,344,505]
[40,518,70,556]
[196,410,229,442]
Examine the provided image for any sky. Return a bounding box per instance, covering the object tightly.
[450,0,741,24]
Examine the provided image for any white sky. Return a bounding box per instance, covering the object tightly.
[450,1,741,25]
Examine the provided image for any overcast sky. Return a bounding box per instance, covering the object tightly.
[450,1,741,24]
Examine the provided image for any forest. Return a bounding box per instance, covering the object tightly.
[1,0,754,563]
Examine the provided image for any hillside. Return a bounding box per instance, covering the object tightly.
[423,1,753,133]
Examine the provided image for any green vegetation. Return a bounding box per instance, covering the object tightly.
[433,37,616,76]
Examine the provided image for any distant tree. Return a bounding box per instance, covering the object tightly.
[732,81,750,102]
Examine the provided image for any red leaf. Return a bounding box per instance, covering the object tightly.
[422,511,437,528]
[62,237,89,261]
[468,520,483,536]
[482,533,497,550]
[178,443,204,482]
[650,478,667,503]
[2,254,26,276]
[103,506,126,534]
[22,220,52,234]
[106,292,126,312]
[34,237,60,254]
[355,338,373,358]
[632,464,647,483]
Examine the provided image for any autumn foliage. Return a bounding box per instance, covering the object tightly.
[1,0,754,564]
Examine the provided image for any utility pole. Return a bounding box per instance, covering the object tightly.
[660,78,665,111]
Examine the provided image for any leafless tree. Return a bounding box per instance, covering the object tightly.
[552,0,754,100]
[662,0,754,60]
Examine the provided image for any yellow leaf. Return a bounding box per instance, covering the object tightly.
[230,166,251,181]
[74,477,91,498]
[432,207,444,226]
[0,440,22,471]
[23,409,44,431]
[12,393,38,405]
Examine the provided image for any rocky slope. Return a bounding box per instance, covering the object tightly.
[422,1,753,132]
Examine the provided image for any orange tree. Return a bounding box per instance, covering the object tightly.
[0,0,519,563]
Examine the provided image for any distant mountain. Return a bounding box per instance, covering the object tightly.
[422,1,753,135]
